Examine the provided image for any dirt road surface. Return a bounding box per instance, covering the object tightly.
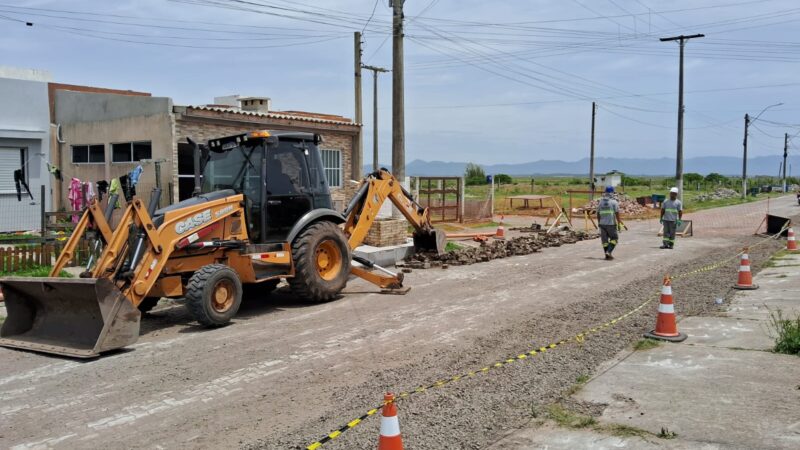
[1,196,797,449]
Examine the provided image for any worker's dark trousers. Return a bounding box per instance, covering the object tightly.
[599,224,618,254]
[663,221,677,248]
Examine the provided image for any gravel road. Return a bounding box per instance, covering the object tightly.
[0,196,796,450]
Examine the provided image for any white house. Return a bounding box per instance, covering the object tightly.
[594,170,623,188]
[0,66,52,232]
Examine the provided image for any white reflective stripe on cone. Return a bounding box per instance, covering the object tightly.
[380,416,401,437]
[739,265,751,272]
[658,303,675,314]
[741,254,749,260]
[789,236,796,241]
[661,286,672,295]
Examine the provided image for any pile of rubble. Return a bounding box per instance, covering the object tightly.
[583,193,648,216]
[404,230,596,268]
[695,188,738,202]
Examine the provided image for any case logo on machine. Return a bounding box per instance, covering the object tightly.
[175,209,212,234]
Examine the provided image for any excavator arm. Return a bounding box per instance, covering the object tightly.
[342,169,446,292]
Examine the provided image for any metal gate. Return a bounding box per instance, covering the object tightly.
[414,176,462,223]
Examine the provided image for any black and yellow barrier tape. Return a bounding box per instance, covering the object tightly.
[305,225,790,449]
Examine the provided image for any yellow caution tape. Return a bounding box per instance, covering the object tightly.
[304,223,790,449]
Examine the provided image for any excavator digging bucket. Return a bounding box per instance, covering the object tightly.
[412,229,447,255]
[0,277,140,358]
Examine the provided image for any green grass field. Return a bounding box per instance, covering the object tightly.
[458,176,789,217]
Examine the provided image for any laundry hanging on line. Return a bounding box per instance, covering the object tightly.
[97,180,109,202]
[13,169,34,202]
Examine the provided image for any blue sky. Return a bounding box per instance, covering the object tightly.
[2,0,799,165]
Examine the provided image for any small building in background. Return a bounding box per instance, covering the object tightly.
[594,170,624,188]
[0,66,52,232]
[53,91,360,212]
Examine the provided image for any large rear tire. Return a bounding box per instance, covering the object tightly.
[289,221,351,302]
[185,264,243,327]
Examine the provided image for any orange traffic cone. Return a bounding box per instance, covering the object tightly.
[787,228,798,251]
[495,215,505,239]
[733,248,758,290]
[378,393,403,450]
[644,276,687,342]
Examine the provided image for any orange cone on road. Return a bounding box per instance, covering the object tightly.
[787,228,798,251]
[495,215,505,239]
[733,248,758,290]
[644,276,687,342]
[378,393,403,450]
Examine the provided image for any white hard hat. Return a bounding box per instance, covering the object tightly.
[670,187,679,193]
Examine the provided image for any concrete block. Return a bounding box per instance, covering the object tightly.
[353,240,414,268]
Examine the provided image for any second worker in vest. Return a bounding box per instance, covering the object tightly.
[597,186,622,260]
[660,187,684,249]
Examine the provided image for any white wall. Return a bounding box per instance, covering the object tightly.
[0,75,51,232]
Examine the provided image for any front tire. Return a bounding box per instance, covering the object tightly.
[289,221,351,302]
[185,264,243,327]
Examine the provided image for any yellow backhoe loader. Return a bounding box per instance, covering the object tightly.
[0,130,445,358]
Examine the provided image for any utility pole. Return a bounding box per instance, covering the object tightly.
[784,132,789,192]
[362,65,389,172]
[742,103,782,199]
[353,31,363,180]
[742,113,749,199]
[391,0,405,182]
[660,33,704,201]
[589,101,597,201]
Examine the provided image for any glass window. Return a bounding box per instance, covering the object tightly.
[72,144,105,164]
[267,144,310,195]
[133,141,152,160]
[72,145,88,163]
[112,141,152,162]
[320,149,341,188]
[89,145,105,163]
[112,143,132,162]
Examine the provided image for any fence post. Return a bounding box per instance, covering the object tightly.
[459,177,465,223]
[490,175,495,219]
[40,184,46,240]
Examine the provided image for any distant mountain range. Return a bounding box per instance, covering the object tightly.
[366,155,800,177]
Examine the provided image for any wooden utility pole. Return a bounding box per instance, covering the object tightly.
[660,33,704,201]
[783,132,789,192]
[589,101,597,201]
[353,32,363,180]
[391,0,405,181]
[742,113,749,199]
[362,65,389,172]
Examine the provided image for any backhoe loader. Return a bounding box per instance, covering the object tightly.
[0,130,445,358]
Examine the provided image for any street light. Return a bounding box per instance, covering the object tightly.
[742,102,783,198]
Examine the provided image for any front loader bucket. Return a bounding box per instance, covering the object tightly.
[0,277,140,358]
[412,229,447,255]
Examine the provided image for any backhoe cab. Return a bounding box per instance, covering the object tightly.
[0,130,444,358]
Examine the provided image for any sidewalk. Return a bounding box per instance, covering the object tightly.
[491,251,800,449]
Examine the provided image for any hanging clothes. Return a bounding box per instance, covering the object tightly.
[119,174,133,202]
[68,177,83,222]
[84,181,96,204]
[109,178,122,208]
[47,163,63,181]
[13,169,33,202]
[97,180,109,201]
[129,165,143,186]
